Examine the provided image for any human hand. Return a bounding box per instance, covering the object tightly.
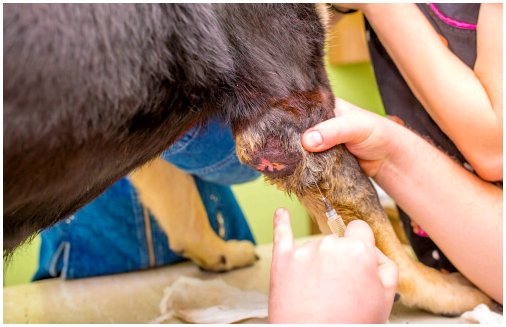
[301,98,405,177]
[268,208,398,324]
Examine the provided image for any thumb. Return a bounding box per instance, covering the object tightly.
[375,247,399,298]
[343,219,375,250]
[301,118,344,152]
[272,208,294,257]
[301,108,373,153]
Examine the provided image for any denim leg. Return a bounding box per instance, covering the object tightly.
[34,119,257,280]
[162,118,260,185]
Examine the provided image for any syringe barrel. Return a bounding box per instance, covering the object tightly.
[327,215,346,237]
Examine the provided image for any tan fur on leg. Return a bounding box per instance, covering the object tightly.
[129,157,257,272]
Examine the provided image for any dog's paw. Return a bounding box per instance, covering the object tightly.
[182,240,258,273]
[439,273,494,315]
[399,262,494,316]
[442,286,494,316]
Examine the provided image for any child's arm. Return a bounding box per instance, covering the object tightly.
[361,3,503,181]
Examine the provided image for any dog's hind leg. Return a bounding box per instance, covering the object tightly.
[299,148,493,315]
[129,157,257,272]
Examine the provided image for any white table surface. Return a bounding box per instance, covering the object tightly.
[3,236,461,324]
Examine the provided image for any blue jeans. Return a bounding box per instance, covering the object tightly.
[33,119,260,280]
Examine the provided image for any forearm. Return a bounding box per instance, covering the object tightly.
[374,124,503,303]
[363,4,502,180]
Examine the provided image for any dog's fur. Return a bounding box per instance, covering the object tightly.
[4,3,491,315]
[4,3,326,248]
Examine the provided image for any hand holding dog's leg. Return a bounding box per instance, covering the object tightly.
[302,97,397,178]
[268,208,398,324]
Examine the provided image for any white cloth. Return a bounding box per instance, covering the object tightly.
[459,304,503,324]
[150,276,268,324]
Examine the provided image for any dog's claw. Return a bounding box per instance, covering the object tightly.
[182,240,257,273]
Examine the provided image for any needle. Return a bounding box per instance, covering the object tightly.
[309,174,325,199]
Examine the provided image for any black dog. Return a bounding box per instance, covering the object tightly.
[4,4,492,314]
[4,4,330,250]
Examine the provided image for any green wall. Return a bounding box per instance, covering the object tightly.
[3,237,41,286]
[326,60,385,116]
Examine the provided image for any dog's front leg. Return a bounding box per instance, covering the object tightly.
[129,157,257,272]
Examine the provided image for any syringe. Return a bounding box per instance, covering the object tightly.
[322,197,346,237]
[310,175,347,237]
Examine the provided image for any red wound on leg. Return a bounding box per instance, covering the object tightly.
[248,137,301,178]
[255,158,287,172]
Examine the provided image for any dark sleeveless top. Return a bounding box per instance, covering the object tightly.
[365,4,481,272]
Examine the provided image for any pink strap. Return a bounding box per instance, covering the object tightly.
[428,3,477,30]
[414,228,429,238]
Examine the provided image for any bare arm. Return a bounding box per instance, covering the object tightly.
[362,3,503,181]
[375,115,503,304]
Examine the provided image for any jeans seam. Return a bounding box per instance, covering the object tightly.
[154,218,167,265]
[48,242,66,277]
[164,124,201,156]
[60,242,71,280]
[142,204,156,268]
[127,177,148,267]
[185,149,241,176]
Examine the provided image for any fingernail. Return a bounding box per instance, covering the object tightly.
[275,208,286,217]
[305,131,323,147]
